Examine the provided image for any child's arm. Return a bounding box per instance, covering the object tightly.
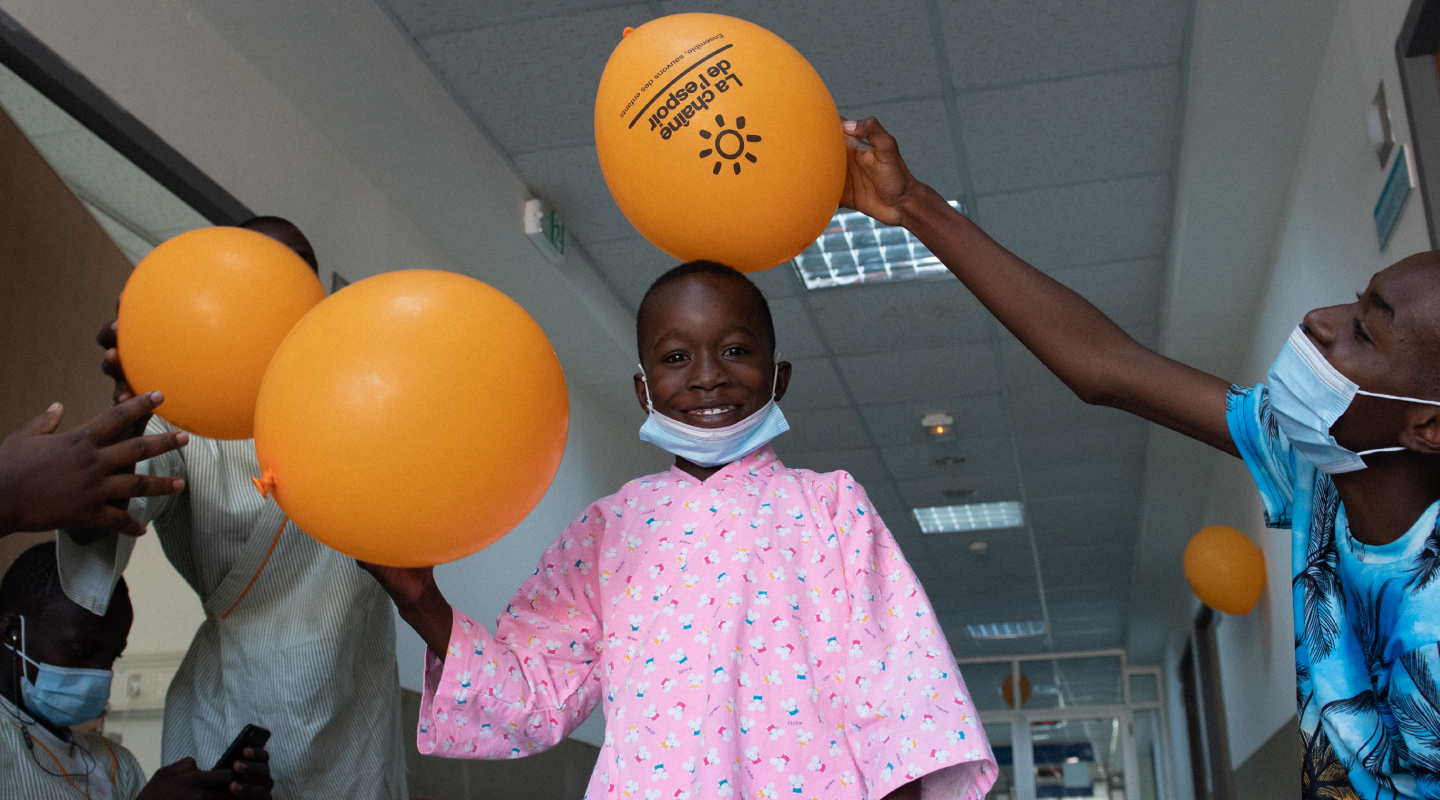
[840,117,1239,457]
[361,513,607,759]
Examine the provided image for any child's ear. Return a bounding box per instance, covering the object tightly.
[634,371,651,416]
[773,361,793,403]
[1402,406,1440,454]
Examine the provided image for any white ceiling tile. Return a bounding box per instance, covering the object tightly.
[779,358,847,410]
[513,144,638,243]
[922,534,1035,579]
[1013,421,1148,473]
[974,174,1172,271]
[749,263,800,298]
[860,394,1009,447]
[381,0,639,37]
[585,236,679,311]
[777,406,870,452]
[768,298,826,359]
[1024,463,1144,504]
[838,343,998,405]
[938,0,1188,92]
[806,280,991,356]
[837,97,964,202]
[895,473,1024,509]
[958,67,1181,195]
[880,435,1012,481]
[659,0,942,107]
[1047,258,1166,328]
[417,4,652,153]
[1028,493,1141,548]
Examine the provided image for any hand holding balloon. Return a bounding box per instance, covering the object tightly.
[356,561,451,659]
[839,116,926,228]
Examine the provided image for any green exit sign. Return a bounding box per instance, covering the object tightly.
[524,198,566,264]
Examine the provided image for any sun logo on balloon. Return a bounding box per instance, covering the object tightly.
[698,114,761,175]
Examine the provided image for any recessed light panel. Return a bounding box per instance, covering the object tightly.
[966,621,1046,640]
[792,201,965,290]
[913,501,1024,534]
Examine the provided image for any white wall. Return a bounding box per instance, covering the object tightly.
[1164,0,1435,775]
[0,0,668,751]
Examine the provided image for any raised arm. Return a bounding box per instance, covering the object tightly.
[841,117,1238,457]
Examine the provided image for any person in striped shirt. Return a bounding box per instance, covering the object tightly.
[2,542,272,798]
[59,217,406,799]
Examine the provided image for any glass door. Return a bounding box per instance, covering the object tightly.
[962,650,1169,800]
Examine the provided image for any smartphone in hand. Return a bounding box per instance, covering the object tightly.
[213,724,271,771]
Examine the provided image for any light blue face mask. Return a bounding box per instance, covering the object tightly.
[638,361,789,468]
[1268,324,1440,474]
[4,616,112,729]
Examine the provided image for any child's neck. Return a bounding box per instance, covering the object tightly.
[674,457,725,483]
[1333,453,1440,545]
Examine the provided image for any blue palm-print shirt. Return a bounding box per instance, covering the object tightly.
[1229,384,1440,799]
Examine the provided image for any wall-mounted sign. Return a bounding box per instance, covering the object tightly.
[1367,82,1395,168]
[1375,144,1416,251]
[523,198,566,265]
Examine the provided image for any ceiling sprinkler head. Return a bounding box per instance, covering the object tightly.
[941,488,975,499]
[968,540,989,556]
[933,455,964,466]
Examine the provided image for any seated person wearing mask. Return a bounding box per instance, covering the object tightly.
[1,542,272,799]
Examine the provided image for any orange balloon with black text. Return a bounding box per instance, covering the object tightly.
[252,270,569,567]
[1183,526,1267,615]
[595,13,845,272]
[117,227,324,440]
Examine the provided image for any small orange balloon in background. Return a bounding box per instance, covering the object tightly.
[595,13,846,273]
[1001,673,1033,708]
[253,270,569,567]
[117,227,324,440]
[1184,525,1267,615]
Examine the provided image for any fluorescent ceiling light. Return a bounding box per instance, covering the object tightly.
[913,501,1024,534]
[966,621,1046,640]
[792,201,965,290]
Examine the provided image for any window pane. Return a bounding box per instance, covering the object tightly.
[1031,716,1123,799]
[1130,673,1160,704]
[1134,709,1165,800]
[962,660,1015,712]
[1021,656,1123,709]
[984,721,1015,800]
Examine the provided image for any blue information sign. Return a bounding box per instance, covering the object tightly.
[1375,144,1414,251]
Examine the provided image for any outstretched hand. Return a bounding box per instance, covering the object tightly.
[839,116,923,227]
[0,392,187,537]
[136,751,272,799]
[357,561,452,660]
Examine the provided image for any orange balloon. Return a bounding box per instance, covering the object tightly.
[252,270,569,567]
[1184,525,1267,615]
[595,13,846,273]
[1001,673,1032,708]
[117,227,324,440]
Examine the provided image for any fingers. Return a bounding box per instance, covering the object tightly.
[100,429,188,472]
[86,391,163,443]
[16,403,64,436]
[99,471,185,500]
[89,505,149,537]
[96,320,118,350]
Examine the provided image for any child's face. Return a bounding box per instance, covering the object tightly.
[634,275,790,429]
[1304,255,1440,450]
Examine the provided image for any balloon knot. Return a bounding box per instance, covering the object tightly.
[252,472,277,499]
[622,26,633,38]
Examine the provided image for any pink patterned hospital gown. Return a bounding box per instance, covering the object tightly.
[418,445,996,800]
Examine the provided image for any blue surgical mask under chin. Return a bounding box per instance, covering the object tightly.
[4,616,112,729]
[1267,324,1440,474]
[638,362,789,468]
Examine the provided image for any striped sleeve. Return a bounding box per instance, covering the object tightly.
[57,416,187,615]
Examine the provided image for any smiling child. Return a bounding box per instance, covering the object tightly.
[364,261,996,800]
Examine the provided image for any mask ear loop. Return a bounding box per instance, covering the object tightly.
[638,364,654,413]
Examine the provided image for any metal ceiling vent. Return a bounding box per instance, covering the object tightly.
[792,201,964,290]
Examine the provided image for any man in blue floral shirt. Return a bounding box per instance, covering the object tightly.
[840,114,1440,797]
